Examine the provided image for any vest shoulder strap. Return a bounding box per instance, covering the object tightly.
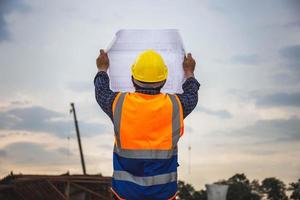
[167,94,184,141]
[112,92,127,147]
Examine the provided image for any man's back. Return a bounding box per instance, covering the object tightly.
[94,49,199,200]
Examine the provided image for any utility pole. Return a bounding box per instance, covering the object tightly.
[70,103,86,175]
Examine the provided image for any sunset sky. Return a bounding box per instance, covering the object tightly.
[0,0,300,189]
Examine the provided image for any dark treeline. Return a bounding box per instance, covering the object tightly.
[177,173,300,200]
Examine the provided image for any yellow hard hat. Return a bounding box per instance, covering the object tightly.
[131,50,168,82]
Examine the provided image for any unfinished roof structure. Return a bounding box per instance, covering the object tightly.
[0,173,112,200]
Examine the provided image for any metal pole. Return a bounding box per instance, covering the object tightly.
[70,102,86,175]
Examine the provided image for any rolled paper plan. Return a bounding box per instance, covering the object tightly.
[107,29,185,94]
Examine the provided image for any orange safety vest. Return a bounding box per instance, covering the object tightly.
[111,92,184,200]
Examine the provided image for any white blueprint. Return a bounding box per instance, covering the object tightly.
[107,29,185,94]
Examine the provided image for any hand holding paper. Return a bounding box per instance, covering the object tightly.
[183,53,196,78]
[96,49,109,72]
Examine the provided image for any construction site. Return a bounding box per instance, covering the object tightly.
[0,173,112,200]
[0,103,113,200]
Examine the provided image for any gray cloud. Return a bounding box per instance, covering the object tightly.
[56,147,73,156]
[0,18,9,41]
[10,100,31,105]
[280,45,300,60]
[271,72,300,85]
[279,45,300,69]
[2,142,54,164]
[271,45,300,85]
[232,117,300,143]
[0,142,75,165]
[0,0,29,41]
[195,106,232,119]
[230,90,300,108]
[240,148,277,156]
[255,92,300,107]
[283,21,300,28]
[67,81,93,93]
[231,54,260,65]
[209,0,300,23]
[0,150,7,157]
[0,106,109,138]
[211,117,300,147]
[98,144,113,150]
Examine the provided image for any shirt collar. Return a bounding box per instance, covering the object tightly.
[135,88,160,95]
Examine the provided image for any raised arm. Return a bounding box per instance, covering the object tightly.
[176,53,200,118]
[94,49,118,121]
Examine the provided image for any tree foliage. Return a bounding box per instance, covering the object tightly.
[177,180,206,200]
[261,177,288,200]
[289,179,300,200]
[177,174,297,200]
[215,173,261,200]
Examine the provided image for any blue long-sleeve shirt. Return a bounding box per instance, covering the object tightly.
[94,71,200,120]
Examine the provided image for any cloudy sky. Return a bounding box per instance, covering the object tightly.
[0,0,300,189]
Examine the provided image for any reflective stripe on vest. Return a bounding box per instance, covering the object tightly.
[168,94,181,147]
[113,171,177,187]
[113,93,126,147]
[113,145,178,159]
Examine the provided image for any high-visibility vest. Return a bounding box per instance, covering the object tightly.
[111,92,184,200]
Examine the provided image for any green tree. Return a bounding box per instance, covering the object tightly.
[289,179,300,200]
[192,190,207,200]
[216,173,261,200]
[177,181,206,200]
[261,177,288,200]
[250,179,263,199]
[178,180,194,200]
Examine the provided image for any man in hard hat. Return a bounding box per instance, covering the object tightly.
[95,49,200,200]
